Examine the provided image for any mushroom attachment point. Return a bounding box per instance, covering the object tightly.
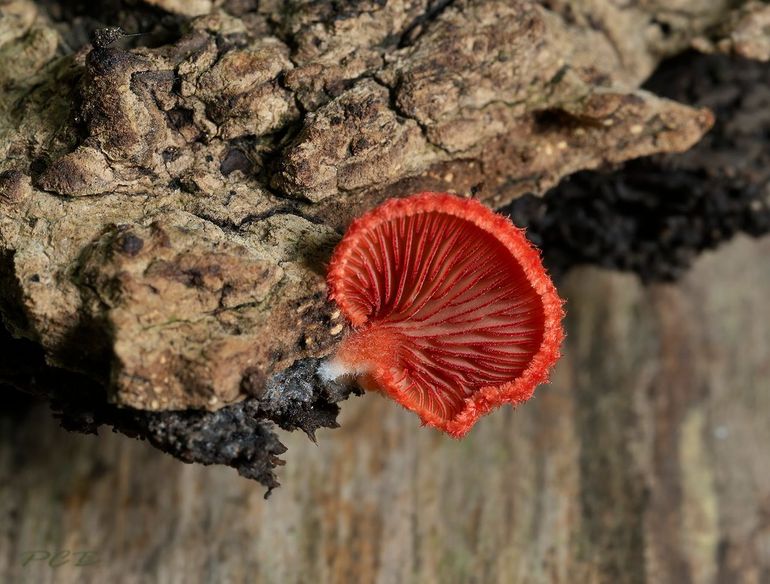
[321,192,565,437]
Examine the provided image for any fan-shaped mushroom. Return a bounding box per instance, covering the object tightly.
[320,192,565,436]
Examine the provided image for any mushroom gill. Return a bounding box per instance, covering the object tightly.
[320,192,565,436]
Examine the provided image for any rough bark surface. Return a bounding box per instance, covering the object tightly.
[0,0,768,487]
[1,233,768,583]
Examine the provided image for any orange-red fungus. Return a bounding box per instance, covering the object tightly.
[321,192,565,437]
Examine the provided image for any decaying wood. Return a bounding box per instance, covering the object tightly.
[2,0,747,412]
[1,0,769,486]
[1,234,768,583]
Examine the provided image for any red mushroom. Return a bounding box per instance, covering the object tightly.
[320,192,565,437]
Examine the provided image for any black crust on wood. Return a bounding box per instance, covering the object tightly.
[0,326,353,494]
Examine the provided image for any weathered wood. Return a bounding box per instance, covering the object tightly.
[1,234,769,584]
[0,0,726,416]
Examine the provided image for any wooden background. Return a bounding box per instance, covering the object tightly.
[1,234,769,584]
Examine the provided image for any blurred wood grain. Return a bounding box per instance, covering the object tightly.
[1,235,769,584]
